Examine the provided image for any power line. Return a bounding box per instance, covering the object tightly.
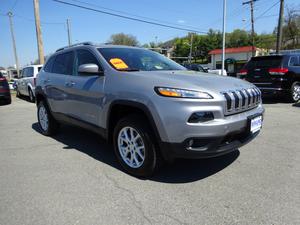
[243,0,280,29]
[51,0,207,34]
[10,0,19,11]
[13,14,65,25]
[69,0,206,31]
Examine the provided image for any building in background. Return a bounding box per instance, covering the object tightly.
[208,46,269,76]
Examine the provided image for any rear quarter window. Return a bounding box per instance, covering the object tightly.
[44,56,55,73]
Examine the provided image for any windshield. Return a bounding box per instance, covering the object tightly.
[98,47,186,71]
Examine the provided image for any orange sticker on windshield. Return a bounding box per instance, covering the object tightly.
[109,58,128,69]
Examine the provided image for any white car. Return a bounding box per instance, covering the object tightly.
[16,65,43,102]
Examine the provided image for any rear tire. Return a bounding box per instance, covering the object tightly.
[286,82,300,103]
[29,88,35,103]
[16,87,21,98]
[113,115,162,177]
[37,101,59,136]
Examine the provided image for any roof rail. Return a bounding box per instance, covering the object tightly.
[56,42,94,52]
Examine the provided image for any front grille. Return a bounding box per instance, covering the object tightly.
[222,87,261,115]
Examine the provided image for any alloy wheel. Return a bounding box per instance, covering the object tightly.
[117,126,145,168]
[293,83,300,102]
[38,105,49,132]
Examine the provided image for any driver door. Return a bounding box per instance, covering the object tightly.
[64,49,105,126]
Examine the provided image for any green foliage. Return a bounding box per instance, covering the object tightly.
[109,33,139,46]
[281,6,300,49]
[169,28,281,63]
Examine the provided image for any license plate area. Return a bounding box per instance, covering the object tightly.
[248,114,262,133]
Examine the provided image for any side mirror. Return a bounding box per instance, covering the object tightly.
[78,63,103,75]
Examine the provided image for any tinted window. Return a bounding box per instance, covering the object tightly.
[0,72,3,77]
[289,56,299,66]
[38,66,42,72]
[98,48,185,71]
[44,56,55,72]
[52,52,74,75]
[246,56,282,69]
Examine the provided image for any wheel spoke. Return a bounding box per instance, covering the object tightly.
[117,126,146,169]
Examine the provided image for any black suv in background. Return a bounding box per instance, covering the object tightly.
[238,55,300,102]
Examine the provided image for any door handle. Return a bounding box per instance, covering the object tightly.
[44,79,50,84]
[65,81,75,87]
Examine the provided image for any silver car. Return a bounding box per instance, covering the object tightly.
[16,65,43,102]
[35,42,264,177]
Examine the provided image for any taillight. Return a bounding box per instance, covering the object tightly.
[0,77,6,81]
[237,69,248,76]
[268,68,288,75]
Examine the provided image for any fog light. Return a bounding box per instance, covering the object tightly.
[188,139,194,147]
[188,112,214,123]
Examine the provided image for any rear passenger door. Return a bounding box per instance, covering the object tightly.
[64,49,105,126]
[46,51,74,114]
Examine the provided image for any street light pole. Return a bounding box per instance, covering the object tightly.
[221,0,227,76]
[67,19,72,46]
[7,12,20,78]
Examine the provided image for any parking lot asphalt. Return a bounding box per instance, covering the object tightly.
[0,97,299,225]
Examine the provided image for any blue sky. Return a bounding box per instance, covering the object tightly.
[0,0,299,67]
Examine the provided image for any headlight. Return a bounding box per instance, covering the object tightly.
[155,87,213,99]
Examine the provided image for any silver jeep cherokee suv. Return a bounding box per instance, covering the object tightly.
[35,42,264,177]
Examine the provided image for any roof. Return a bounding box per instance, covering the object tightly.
[208,46,256,55]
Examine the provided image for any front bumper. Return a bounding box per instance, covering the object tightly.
[160,129,260,160]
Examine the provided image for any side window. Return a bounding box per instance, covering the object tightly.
[52,51,74,75]
[26,67,34,77]
[44,56,55,73]
[76,49,101,75]
[21,68,27,78]
[289,56,299,67]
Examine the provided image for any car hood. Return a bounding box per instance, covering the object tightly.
[133,70,255,93]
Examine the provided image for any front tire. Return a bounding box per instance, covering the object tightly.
[113,115,161,177]
[37,101,59,136]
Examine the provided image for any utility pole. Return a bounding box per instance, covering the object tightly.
[33,0,45,64]
[243,0,258,57]
[66,19,72,46]
[7,12,20,77]
[221,0,226,76]
[276,0,284,54]
[188,33,193,64]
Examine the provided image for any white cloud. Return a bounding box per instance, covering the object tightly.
[177,20,185,24]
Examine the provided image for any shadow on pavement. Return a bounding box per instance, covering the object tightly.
[32,122,239,183]
[292,102,300,107]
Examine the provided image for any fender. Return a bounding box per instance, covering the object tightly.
[107,100,162,143]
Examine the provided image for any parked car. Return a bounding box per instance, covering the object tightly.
[184,63,208,73]
[238,55,300,102]
[0,72,11,105]
[35,43,264,177]
[16,65,43,102]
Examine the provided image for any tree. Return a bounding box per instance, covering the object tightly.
[281,5,300,49]
[108,33,139,46]
[227,29,251,47]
